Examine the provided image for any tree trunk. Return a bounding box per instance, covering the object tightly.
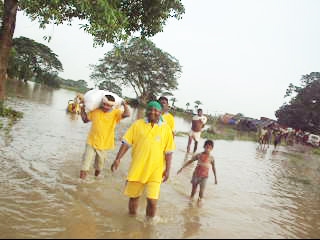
[136,94,148,119]
[0,0,18,102]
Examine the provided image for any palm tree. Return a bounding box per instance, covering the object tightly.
[170,97,177,108]
[194,100,202,111]
[186,102,190,111]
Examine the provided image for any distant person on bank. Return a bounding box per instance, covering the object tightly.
[111,101,175,218]
[158,96,176,138]
[79,94,130,179]
[187,108,207,153]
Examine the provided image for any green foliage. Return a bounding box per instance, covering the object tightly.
[0,0,184,102]
[276,72,320,134]
[202,122,258,141]
[312,148,320,155]
[91,37,181,104]
[59,78,89,92]
[194,100,202,110]
[18,0,185,45]
[98,80,122,97]
[0,101,23,144]
[125,97,140,108]
[0,104,23,121]
[8,37,63,82]
[35,72,60,88]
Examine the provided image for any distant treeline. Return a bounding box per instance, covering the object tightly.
[59,79,89,93]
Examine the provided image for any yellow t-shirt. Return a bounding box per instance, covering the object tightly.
[162,112,175,132]
[87,108,122,150]
[123,119,175,183]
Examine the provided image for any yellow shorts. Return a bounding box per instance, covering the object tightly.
[124,181,161,200]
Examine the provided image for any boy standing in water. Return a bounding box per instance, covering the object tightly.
[79,94,130,179]
[178,140,217,202]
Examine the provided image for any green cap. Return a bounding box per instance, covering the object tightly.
[147,101,162,111]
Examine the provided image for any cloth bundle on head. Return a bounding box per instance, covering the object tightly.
[147,101,162,111]
[102,96,116,106]
[83,89,123,112]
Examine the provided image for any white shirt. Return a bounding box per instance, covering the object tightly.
[192,115,207,125]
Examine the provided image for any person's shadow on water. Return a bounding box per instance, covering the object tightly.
[181,202,201,239]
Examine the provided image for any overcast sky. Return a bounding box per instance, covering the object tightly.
[14,0,320,119]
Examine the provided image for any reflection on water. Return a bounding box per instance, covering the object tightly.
[0,80,320,238]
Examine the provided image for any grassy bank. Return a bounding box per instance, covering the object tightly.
[172,109,259,141]
[176,119,258,142]
[312,148,320,155]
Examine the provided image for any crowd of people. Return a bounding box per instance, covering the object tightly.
[258,125,318,151]
[72,91,318,219]
[77,95,217,219]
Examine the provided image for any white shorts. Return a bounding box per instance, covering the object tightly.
[189,130,201,142]
[81,144,108,171]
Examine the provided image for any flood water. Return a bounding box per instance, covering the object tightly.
[0,80,319,239]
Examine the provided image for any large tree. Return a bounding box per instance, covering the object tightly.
[275,72,320,134]
[0,0,185,102]
[8,36,63,82]
[90,37,182,105]
[98,80,122,97]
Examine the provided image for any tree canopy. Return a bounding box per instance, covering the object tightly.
[275,72,320,134]
[90,37,182,104]
[194,100,202,110]
[17,0,185,45]
[0,0,185,101]
[59,78,89,92]
[8,36,63,82]
[98,80,123,97]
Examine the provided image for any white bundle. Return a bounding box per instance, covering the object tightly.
[83,89,123,112]
[104,90,123,108]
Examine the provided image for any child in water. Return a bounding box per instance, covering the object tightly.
[177,140,217,202]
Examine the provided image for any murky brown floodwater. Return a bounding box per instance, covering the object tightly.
[1,80,319,239]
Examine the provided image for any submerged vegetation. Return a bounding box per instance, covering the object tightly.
[0,103,23,121]
[0,102,23,142]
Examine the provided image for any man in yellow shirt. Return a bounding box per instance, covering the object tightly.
[79,94,130,179]
[111,101,175,218]
[158,96,175,138]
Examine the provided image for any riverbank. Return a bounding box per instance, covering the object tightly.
[285,143,320,156]
[176,120,258,142]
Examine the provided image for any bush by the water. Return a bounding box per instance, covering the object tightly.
[0,102,23,130]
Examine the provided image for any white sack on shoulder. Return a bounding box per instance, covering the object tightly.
[83,89,123,112]
[103,90,123,108]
